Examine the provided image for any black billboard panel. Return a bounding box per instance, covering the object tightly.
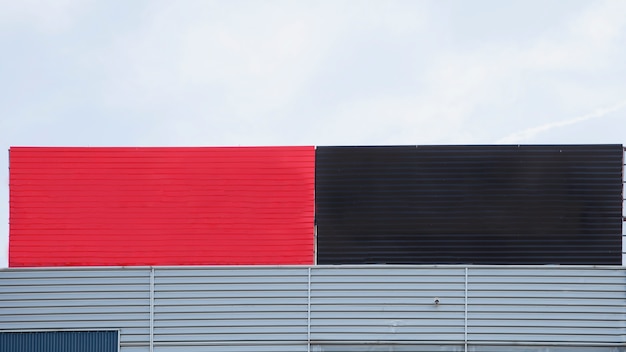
[315,145,623,265]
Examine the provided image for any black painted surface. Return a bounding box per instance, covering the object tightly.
[315,145,623,265]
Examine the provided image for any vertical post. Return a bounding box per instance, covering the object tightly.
[307,267,312,352]
[464,267,468,352]
[314,225,318,265]
[150,267,155,352]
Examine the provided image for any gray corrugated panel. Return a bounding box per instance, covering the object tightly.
[153,267,309,350]
[467,267,626,344]
[472,347,626,352]
[310,267,466,342]
[0,330,118,352]
[315,345,465,352]
[154,345,308,352]
[0,268,150,345]
[1,266,625,350]
[123,348,149,352]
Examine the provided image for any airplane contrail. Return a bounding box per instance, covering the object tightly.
[496,100,626,144]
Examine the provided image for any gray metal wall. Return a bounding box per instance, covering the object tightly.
[1,266,625,352]
[310,267,466,343]
[154,268,309,352]
[0,268,150,352]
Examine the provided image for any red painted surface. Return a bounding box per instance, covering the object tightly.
[9,147,315,267]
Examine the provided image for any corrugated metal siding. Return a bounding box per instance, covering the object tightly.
[317,345,622,352]
[315,145,624,265]
[1,266,625,351]
[467,267,626,344]
[0,330,118,352]
[310,267,465,342]
[0,268,149,350]
[153,267,310,352]
[9,146,315,267]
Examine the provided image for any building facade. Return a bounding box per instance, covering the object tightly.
[1,266,625,352]
[2,145,625,351]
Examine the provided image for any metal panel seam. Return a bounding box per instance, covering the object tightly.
[464,267,468,352]
[308,267,312,352]
[621,146,626,266]
[149,267,154,352]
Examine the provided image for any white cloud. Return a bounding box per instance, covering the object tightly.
[496,100,626,144]
[293,0,626,146]
[525,0,626,71]
[96,1,431,118]
[0,0,89,33]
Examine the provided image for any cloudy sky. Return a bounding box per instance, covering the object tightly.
[1,0,626,267]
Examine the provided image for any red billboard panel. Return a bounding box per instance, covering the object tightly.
[9,147,315,266]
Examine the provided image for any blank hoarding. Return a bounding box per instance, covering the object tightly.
[10,146,315,266]
[315,145,623,265]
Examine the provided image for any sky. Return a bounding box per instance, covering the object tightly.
[1,0,626,268]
